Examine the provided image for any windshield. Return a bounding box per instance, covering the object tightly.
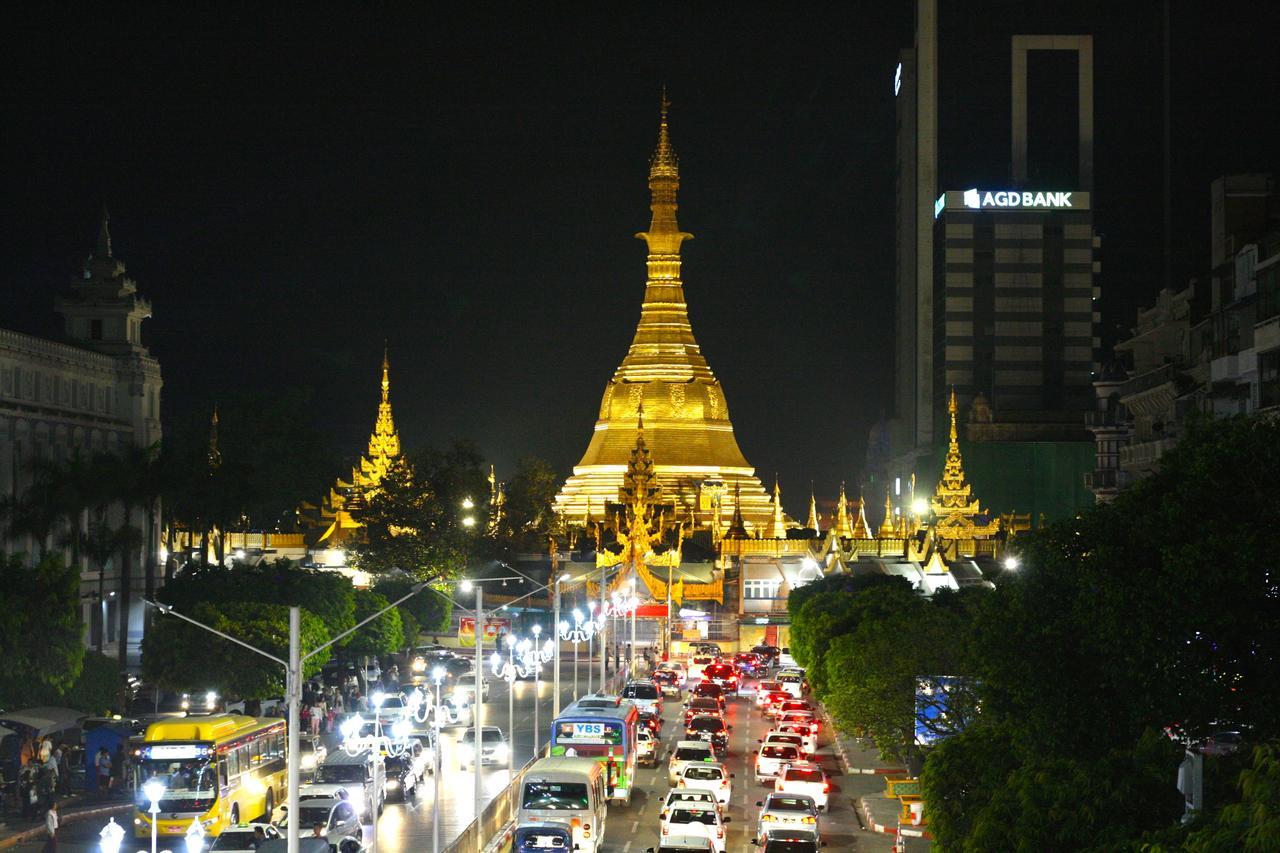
[316,763,366,784]
[691,699,719,711]
[623,683,659,700]
[768,796,814,812]
[674,747,713,761]
[683,766,723,781]
[688,718,725,733]
[761,746,799,759]
[461,729,505,744]
[759,682,782,692]
[784,768,824,783]
[669,809,718,826]
[769,736,803,748]
[522,781,589,810]
[210,830,260,851]
[297,805,331,827]
[138,758,216,811]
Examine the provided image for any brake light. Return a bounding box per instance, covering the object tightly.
[661,825,669,836]
[582,823,591,838]
[824,782,831,792]
[715,827,724,839]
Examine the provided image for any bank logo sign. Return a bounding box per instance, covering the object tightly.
[962,189,1075,210]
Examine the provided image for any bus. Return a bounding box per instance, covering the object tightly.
[548,698,639,804]
[133,715,287,838]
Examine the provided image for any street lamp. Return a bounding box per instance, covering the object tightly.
[143,779,166,853]
[184,817,204,853]
[431,666,445,853]
[145,580,430,853]
[99,817,124,853]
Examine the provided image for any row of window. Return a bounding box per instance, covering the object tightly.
[222,731,286,780]
[743,579,783,600]
[0,366,116,413]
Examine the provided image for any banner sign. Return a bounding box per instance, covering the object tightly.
[458,616,511,647]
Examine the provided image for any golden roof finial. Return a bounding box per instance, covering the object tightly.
[878,490,897,538]
[834,482,853,538]
[949,386,958,443]
[770,476,787,539]
[381,342,391,403]
[807,483,820,532]
[725,480,749,540]
[359,350,401,489]
[207,405,222,472]
[651,86,678,180]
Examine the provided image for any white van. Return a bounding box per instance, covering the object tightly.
[518,757,608,853]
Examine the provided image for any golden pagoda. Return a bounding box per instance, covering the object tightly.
[299,350,403,546]
[930,389,1000,538]
[553,95,772,530]
[877,491,897,537]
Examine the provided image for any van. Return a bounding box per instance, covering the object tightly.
[518,757,608,853]
[303,750,382,822]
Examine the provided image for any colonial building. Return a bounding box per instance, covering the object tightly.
[0,212,163,665]
[553,98,773,533]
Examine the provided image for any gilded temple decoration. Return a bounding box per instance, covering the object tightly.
[930,389,1001,538]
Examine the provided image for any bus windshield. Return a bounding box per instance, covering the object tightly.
[521,781,589,810]
[138,758,217,811]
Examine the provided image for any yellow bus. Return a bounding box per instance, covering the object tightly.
[133,715,287,839]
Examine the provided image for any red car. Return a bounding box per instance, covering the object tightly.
[685,696,725,725]
[762,691,792,718]
[703,663,739,694]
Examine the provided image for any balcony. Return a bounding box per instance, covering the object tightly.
[1119,437,1179,469]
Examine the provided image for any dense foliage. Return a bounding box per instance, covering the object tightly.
[790,415,1280,849]
[345,589,404,658]
[0,553,85,708]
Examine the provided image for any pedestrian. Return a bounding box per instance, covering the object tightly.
[54,749,70,797]
[20,764,37,820]
[42,801,58,853]
[95,747,113,796]
[309,702,321,736]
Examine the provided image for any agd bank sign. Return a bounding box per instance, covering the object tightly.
[936,188,1089,218]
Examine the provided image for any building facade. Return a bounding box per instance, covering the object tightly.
[0,214,163,665]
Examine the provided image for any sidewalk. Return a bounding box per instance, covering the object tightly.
[0,793,133,851]
[820,708,933,849]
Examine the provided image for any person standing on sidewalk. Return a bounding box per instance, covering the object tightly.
[43,801,58,853]
[95,747,113,797]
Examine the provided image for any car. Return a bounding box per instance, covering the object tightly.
[458,725,510,770]
[733,653,766,679]
[684,697,725,725]
[298,735,328,775]
[760,733,809,760]
[657,661,688,686]
[306,751,383,822]
[637,728,661,767]
[755,681,783,708]
[209,823,280,853]
[754,743,802,783]
[645,835,716,853]
[701,663,739,695]
[660,805,729,853]
[449,668,491,704]
[684,715,730,757]
[687,656,717,682]
[779,711,819,736]
[778,699,815,715]
[660,789,721,819]
[762,692,792,719]
[751,645,781,666]
[639,710,663,735]
[1199,730,1245,756]
[652,669,683,698]
[774,761,830,811]
[690,642,723,658]
[773,724,817,757]
[778,648,798,668]
[668,740,717,785]
[676,761,734,806]
[383,740,429,801]
[754,793,820,840]
[622,680,663,715]
[776,673,807,699]
[690,681,727,708]
[752,827,823,852]
[285,797,362,850]
[373,692,413,723]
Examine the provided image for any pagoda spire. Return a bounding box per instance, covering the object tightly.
[207,406,222,472]
[807,484,820,532]
[878,491,897,537]
[359,349,401,488]
[834,482,853,538]
[96,204,112,258]
[770,477,787,539]
[929,387,999,538]
[725,481,749,540]
[853,491,873,539]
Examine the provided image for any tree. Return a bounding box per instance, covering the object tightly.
[351,456,472,579]
[0,554,85,707]
[345,590,404,659]
[1181,741,1280,851]
[500,456,561,548]
[142,602,329,699]
[374,575,452,644]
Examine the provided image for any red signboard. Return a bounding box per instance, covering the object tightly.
[634,604,670,618]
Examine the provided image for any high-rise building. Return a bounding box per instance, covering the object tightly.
[553,99,773,531]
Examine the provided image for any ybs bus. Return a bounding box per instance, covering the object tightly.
[134,715,286,838]
[548,698,638,804]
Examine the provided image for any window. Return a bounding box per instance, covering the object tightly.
[744,580,782,600]
[90,319,103,340]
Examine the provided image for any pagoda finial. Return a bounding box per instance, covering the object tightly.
[207,405,222,472]
[807,483,820,532]
[770,476,787,539]
[878,490,897,538]
[637,400,645,432]
[949,386,959,444]
[96,204,112,258]
[651,86,678,180]
[835,482,853,538]
[381,343,391,403]
[725,481,749,540]
[637,91,692,258]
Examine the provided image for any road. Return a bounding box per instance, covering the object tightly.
[12,656,622,853]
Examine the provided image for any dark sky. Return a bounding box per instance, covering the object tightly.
[1,4,1277,509]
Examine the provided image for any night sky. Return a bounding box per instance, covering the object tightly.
[2,4,1277,508]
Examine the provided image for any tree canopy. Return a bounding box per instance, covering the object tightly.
[345,590,405,659]
[0,553,85,708]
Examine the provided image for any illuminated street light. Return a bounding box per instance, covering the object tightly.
[1003,556,1020,571]
[99,818,124,853]
[184,817,205,853]
[912,498,929,516]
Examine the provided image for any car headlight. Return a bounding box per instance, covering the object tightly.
[346,790,363,809]
[385,779,399,789]
[492,744,509,759]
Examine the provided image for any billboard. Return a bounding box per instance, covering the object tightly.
[458,616,511,647]
[914,675,977,746]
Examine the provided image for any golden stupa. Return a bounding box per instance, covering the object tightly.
[554,96,772,531]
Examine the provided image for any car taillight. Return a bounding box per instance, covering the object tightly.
[803,816,817,824]
[715,827,724,839]
[824,782,831,792]
[661,825,669,836]
[582,823,591,838]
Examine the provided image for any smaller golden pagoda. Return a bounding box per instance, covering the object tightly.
[769,479,788,539]
[877,491,898,538]
[930,389,1000,539]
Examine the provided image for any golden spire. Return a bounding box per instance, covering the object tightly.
[878,491,897,537]
[807,484,820,532]
[359,349,401,488]
[207,405,222,472]
[770,477,787,539]
[834,482,853,538]
[852,491,873,539]
[930,387,1000,537]
[725,481,749,540]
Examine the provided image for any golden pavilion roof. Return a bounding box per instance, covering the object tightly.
[554,96,772,530]
[931,389,1000,538]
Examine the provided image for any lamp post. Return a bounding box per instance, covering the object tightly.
[531,625,543,757]
[143,779,165,853]
[586,602,595,695]
[145,581,429,853]
[99,817,124,853]
[431,666,445,853]
[183,816,204,853]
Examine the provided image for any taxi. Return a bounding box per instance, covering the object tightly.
[754,681,783,708]
[638,727,660,767]
[773,723,817,757]
[659,804,729,853]
[754,743,802,782]
[660,788,721,819]
[754,792,820,840]
[676,761,734,806]
[668,740,717,785]
[774,761,830,811]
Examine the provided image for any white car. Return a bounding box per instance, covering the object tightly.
[658,661,688,686]
[660,804,729,853]
[458,726,509,770]
[297,735,328,775]
[668,740,717,785]
[209,823,280,853]
[761,732,810,761]
[778,711,819,737]
[774,761,830,811]
[754,792,820,840]
[287,797,362,848]
[776,673,806,699]
[754,681,783,708]
[773,724,817,757]
[638,728,660,767]
[660,788,721,819]
[646,834,715,853]
[688,656,716,682]
[754,743,802,782]
[778,649,798,668]
[677,761,734,806]
[622,680,663,716]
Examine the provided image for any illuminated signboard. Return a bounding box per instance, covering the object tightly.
[143,744,208,760]
[936,189,1090,216]
[555,720,622,745]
